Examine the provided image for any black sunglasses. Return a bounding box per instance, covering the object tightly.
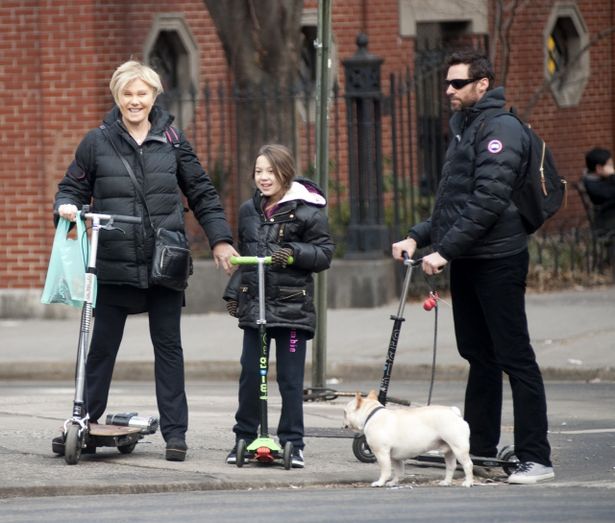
[444,78,479,89]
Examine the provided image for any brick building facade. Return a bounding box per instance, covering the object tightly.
[1,0,613,309]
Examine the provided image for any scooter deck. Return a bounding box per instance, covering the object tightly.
[89,424,141,437]
[411,453,513,469]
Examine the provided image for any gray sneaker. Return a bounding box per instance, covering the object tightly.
[508,462,554,484]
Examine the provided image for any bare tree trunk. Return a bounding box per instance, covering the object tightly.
[204,0,303,203]
[491,0,530,88]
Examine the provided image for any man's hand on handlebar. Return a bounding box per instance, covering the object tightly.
[392,237,417,261]
[421,252,448,275]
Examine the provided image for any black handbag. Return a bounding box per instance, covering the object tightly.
[102,126,192,291]
[150,228,193,291]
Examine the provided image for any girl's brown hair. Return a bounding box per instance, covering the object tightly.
[253,144,296,192]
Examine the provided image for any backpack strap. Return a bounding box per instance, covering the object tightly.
[163,126,181,148]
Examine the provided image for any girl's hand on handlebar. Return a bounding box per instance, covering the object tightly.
[58,204,78,222]
[392,237,417,261]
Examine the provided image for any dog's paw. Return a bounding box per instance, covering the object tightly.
[438,480,452,487]
[462,479,474,488]
[385,480,400,487]
[371,480,386,487]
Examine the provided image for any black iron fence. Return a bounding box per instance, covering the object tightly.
[158,74,613,284]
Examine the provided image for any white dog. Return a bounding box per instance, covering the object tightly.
[343,390,474,488]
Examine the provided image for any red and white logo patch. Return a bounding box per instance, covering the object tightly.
[487,139,503,154]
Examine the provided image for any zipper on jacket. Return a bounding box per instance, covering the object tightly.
[279,289,306,301]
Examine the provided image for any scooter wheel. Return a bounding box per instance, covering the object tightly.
[497,445,519,475]
[118,442,137,454]
[64,424,82,465]
[236,439,247,468]
[283,441,293,470]
[352,434,376,463]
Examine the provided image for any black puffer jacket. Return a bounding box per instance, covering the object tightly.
[409,87,529,260]
[54,105,233,287]
[224,179,334,338]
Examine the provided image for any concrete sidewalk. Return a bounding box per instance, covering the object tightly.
[0,286,614,499]
[1,285,614,382]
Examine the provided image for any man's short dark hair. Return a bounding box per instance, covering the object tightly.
[446,49,495,89]
[585,147,612,172]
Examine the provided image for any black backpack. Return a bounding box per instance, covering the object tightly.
[478,109,567,234]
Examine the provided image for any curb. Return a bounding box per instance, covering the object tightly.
[1,361,613,382]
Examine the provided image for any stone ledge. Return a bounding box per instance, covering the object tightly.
[0,258,405,319]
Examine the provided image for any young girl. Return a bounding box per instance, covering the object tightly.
[224,144,334,467]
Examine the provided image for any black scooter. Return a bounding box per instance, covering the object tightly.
[351,254,519,475]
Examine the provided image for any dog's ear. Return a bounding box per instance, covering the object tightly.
[354,392,362,406]
[367,390,378,400]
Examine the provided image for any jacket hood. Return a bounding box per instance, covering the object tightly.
[102,105,175,133]
[278,178,327,207]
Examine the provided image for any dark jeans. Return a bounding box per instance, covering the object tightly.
[233,327,307,450]
[85,286,187,442]
[450,250,552,466]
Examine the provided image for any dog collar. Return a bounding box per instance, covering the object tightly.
[363,405,385,430]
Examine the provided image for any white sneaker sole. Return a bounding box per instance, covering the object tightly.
[508,472,555,484]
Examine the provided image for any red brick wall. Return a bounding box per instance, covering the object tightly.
[491,0,614,227]
[0,0,229,288]
[1,0,613,290]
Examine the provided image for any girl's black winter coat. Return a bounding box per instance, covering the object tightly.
[224,180,334,338]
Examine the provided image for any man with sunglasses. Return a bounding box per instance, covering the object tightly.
[392,49,554,484]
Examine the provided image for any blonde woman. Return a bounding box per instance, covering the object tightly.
[54,60,237,461]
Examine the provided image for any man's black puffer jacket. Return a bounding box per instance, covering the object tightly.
[54,105,233,287]
[224,179,334,338]
[409,87,529,260]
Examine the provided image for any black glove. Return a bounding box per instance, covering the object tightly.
[226,300,238,317]
[271,247,293,269]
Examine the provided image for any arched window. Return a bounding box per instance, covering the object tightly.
[544,3,589,107]
[143,14,199,129]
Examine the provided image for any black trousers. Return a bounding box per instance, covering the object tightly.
[233,327,307,450]
[85,286,187,442]
[450,250,552,466]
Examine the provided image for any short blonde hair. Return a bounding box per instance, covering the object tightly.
[109,61,163,105]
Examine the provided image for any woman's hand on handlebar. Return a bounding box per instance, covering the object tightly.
[392,237,417,262]
[58,204,78,222]
[212,242,240,275]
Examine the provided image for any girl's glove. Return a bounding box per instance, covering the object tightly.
[271,247,293,268]
[226,300,238,317]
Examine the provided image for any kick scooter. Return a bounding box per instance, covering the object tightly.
[230,255,294,470]
[51,206,159,465]
[351,254,519,475]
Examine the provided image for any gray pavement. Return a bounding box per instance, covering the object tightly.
[0,285,614,499]
[2,285,615,381]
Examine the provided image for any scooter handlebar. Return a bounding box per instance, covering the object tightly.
[402,251,422,267]
[85,213,142,224]
[230,255,294,266]
[53,209,142,225]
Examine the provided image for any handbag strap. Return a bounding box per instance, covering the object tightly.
[100,125,154,230]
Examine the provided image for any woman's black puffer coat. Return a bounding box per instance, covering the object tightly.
[54,105,233,287]
[409,87,529,260]
[224,179,334,338]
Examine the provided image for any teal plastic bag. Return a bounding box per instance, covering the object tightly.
[41,216,93,308]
